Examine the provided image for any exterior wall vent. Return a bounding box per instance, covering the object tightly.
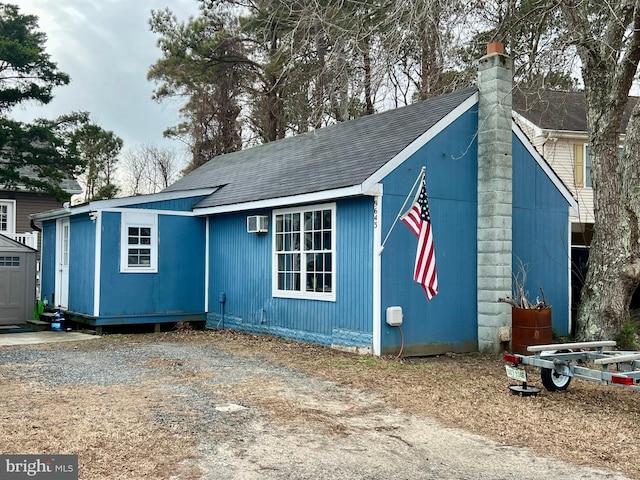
[247,215,268,233]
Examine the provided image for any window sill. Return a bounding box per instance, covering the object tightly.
[273,290,336,302]
[120,268,158,274]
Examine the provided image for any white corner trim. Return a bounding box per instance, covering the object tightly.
[93,211,102,317]
[205,216,210,313]
[372,194,382,356]
[566,219,573,335]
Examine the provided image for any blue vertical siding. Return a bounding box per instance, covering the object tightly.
[512,136,570,335]
[207,210,271,327]
[68,215,96,314]
[208,197,373,347]
[128,196,208,211]
[379,105,479,355]
[98,211,206,321]
[40,219,57,304]
[337,198,374,333]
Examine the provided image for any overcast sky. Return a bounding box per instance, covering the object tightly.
[13,0,200,154]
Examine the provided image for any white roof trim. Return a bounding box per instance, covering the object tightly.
[362,92,478,192]
[512,111,543,137]
[31,188,217,221]
[193,184,382,215]
[100,207,196,217]
[512,122,579,217]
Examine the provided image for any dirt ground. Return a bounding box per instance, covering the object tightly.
[1,328,639,479]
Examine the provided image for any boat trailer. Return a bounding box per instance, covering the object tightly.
[504,340,640,394]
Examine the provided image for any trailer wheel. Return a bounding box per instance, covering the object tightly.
[541,368,571,391]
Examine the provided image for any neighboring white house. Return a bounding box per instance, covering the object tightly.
[512,89,636,248]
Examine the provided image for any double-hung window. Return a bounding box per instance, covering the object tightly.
[273,204,335,301]
[0,200,16,234]
[120,212,158,273]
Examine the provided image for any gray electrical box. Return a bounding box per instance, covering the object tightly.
[386,306,403,326]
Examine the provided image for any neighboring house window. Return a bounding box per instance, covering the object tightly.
[273,204,335,301]
[120,212,158,273]
[0,200,16,234]
[584,145,592,188]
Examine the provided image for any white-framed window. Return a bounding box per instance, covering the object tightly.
[120,212,158,273]
[0,256,19,266]
[0,200,16,234]
[272,203,336,301]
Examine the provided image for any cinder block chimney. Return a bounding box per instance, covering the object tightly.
[477,42,513,353]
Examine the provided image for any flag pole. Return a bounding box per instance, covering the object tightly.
[379,166,426,255]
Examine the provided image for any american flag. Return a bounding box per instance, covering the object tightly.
[401,175,438,300]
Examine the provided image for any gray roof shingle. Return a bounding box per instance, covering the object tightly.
[13,166,82,194]
[165,87,478,209]
[513,89,637,133]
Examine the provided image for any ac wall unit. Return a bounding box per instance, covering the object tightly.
[247,215,269,233]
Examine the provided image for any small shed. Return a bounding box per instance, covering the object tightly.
[0,234,36,326]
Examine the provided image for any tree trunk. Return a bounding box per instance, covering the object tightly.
[560,1,640,342]
[578,99,640,340]
[363,37,374,116]
[418,1,444,100]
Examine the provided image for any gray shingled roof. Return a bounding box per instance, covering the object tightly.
[513,89,637,133]
[15,166,82,194]
[165,87,478,209]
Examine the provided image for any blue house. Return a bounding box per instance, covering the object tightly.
[32,47,577,355]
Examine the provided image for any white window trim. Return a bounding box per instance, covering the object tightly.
[0,199,16,234]
[120,211,158,273]
[272,203,336,302]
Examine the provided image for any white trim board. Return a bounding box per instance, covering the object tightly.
[362,93,479,193]
[512,123,578,214]
[31,188,217,221]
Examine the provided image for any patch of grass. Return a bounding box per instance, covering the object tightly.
[356,356,379,366]
[617,320,639,350]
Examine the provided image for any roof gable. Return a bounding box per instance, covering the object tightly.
[165,87,479,210]
[0,234,36,252]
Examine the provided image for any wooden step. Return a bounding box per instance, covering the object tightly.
[39,312,56,321]
[0,324,32,333]
[27,319,51,332]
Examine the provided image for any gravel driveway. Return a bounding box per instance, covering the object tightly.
[0,333,633,480]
